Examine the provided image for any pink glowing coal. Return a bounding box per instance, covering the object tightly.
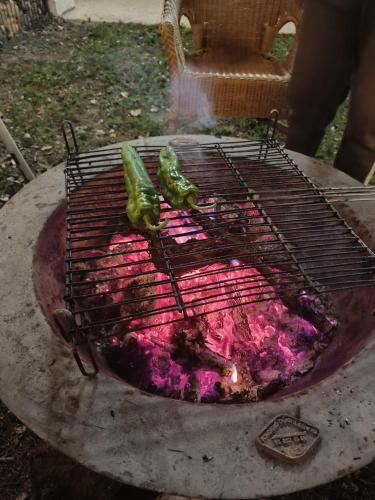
[77,207,331,403]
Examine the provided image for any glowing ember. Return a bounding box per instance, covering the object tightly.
[75,206,336,403]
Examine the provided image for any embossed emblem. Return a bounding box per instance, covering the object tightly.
[256,415,321,464]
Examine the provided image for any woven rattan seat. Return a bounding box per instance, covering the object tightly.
[161,0,303,131]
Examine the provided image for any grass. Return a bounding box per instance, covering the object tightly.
[0,20,349,180]
[0,21,171,181]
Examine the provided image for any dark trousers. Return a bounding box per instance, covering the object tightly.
[286,0,375,183]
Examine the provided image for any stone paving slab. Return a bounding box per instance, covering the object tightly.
[62,0,295,32]
[63,0,164,24]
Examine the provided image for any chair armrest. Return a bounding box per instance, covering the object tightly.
[161,0,186,75]
[261,14,302,72]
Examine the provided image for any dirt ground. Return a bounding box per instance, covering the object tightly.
[0,19,374,500]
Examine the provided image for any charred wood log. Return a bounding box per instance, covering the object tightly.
[171,329,233,376]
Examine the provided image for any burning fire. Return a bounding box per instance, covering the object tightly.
[77,205,335,403]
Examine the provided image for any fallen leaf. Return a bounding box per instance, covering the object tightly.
[90,99,97,105]
[15,425,26,434]
[41,145,52,151]
[130,108,142,117]
[15,493,28,500]
[120,91,129,99]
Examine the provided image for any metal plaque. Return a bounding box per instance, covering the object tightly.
[256,414,321,464]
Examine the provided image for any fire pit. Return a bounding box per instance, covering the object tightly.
[0,134,375,499]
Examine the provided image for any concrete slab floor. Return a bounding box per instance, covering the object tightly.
[63,0,164,24]
[62,0,295,33]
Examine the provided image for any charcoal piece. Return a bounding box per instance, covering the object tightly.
[103,335,153,389]
[295,357,315,375]
[257,378,285,399]
[152,352,171,379]
[207,198,249,235]
[218,367,257,403]
[296,291,338,335]
[121,274,156,315]
[313,340,330,354]
[183,374,201,403]
[257,369,282,384]
[171,329,233,376]
[77,288,120,324]
[150,234,226,275]
[189,204,339,334]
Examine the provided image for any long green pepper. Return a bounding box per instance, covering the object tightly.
[121,144,168,232]
[158,146,215,211]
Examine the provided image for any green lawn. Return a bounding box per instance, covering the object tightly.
[0,20,351,202]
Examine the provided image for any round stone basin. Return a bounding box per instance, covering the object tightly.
[0,135,375,499]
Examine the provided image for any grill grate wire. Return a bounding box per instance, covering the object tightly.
[62,121,375,374]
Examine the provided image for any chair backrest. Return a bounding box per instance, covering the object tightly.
[181,0,303,55]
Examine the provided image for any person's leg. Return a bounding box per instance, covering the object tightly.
[286,0,356,156]
[334,3,375,183]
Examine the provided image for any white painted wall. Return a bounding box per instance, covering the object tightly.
[48,0,75,17]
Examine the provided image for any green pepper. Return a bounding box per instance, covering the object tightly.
[121,144,168,232]
[158,146,216,211]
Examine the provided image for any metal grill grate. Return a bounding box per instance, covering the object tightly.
[63,123,375,371]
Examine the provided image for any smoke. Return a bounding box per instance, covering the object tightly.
[173,75,217,129]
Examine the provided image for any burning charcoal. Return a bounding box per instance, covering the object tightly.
[122,274,156,315]
[199,350,233,376]
[150,234,225,275]
[189,202,340,336]
[73,249,107,274]
[173,328,204,350]
[272,280,338,336]
[160,206,208,244]
[152,352,171,379]
[171,329,233,376]
[121,332,137,348]
[289,344,319,376]
[257,369,282,384]
[149,335,173,352]
[313,340,330,354]
[104,334,153,390]
[217,368,258,403]
[296,291,338,335]
[257,378,285,399]
[77,281,120,323]
[295,357,315,375]
[209,198,243,232]
[74,195,339,403]
[171,374,181,387]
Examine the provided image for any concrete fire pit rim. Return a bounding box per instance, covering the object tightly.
[0,135,374,500]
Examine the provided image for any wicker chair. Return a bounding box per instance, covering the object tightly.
[161,0,303,132]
